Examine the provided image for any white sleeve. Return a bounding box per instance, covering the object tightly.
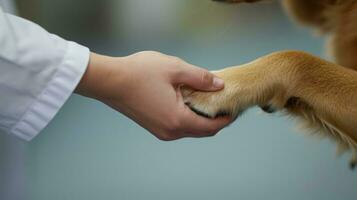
[0,7,90,141]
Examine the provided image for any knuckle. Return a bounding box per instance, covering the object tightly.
[171,56,185,67]
[169,64,182,76]
[157,133,175,141]
[133,51,146,56]
[136,51,162,57]
[144,50,160,55]
[205,126,221,137]
[156,117,183,141]
[166,117,182,132]
[207,130,218,137]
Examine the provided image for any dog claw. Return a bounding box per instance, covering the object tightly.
[261,105,277,113]
[350,161,356,170]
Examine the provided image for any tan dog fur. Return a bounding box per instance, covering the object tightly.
[182,0,357,168]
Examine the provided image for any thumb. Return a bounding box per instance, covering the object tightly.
[174,64,224,91]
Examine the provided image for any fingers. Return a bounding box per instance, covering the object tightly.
[180,107,232,137]
[173,62,224,92]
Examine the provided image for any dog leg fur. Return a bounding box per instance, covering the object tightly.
[182,51,357,167]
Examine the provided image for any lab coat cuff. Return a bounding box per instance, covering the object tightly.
[10,42,90,141]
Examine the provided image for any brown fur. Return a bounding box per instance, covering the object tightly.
[183,0,357,168]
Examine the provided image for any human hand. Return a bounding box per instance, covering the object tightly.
[76,51,231,140]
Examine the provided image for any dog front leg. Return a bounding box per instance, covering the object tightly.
[182,51,357,167]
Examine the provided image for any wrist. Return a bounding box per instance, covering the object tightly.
[75,52,125,100]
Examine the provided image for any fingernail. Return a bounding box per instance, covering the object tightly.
[213,77,224,88]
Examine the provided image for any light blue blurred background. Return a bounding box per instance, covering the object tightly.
[1,0,356,199]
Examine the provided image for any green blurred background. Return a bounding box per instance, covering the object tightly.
[1,0,356,199]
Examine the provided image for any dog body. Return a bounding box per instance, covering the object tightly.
[182,0,357,167]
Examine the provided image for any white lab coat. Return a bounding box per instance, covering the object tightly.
[0,6,90,141]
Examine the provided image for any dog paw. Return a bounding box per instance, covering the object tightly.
[181,62,288,120]
[182,87,241,119]
[181,69,258,119]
